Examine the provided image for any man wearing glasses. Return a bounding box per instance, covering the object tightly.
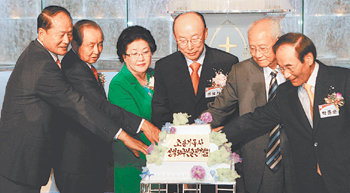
[151,12,239,129]
[151,11,238,193]
[206,18,292,193]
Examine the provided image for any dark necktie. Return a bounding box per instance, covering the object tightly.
[266,70,282,172]
[91,65,99,82]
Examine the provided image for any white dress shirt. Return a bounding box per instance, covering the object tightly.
[298,62,319,128]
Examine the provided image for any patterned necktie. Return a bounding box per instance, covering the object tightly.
[56,58,61,69]
[266,70,282,172]
[91,65,99,82]
[190,62,200,95]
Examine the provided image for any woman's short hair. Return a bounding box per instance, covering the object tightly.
[116,25,157,63]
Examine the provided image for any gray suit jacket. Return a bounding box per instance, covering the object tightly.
[208,58,292,193]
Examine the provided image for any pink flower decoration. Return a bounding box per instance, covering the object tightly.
[230,152,242,163]
[147,143,155,155]
[200,112,213,123]
[336,92,343,100]
[170,127,176,134]
[191,165,206,180]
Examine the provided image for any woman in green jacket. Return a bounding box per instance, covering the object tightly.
[108,25,157,193]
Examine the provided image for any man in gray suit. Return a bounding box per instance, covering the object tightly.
[207,18,289,193]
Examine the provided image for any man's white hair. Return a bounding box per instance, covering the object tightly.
[248,17,282,39]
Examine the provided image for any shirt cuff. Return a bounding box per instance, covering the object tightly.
[137,119,145,133]
[114,129,123,140]
[113,119,144,140]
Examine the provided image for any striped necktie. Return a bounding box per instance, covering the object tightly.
[266,70,282,172]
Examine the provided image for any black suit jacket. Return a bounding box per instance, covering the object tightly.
[224,62,350,193]
[151,45,238,128]
[0,40,141,187]
[53,50,112,184]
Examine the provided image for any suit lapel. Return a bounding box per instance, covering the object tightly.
[288,83,314,132]
[196,47,215,101]
[313,62,330,130]
[250,59,267,106]
[74,53,105,96]
[177,53,197,100]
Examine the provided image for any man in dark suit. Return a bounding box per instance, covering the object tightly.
[151,11,238,193]
[0,6,159,193]
[207,18,292,193]
[151,12,239,128]
[222,32,350,193]
[53,20,115,193]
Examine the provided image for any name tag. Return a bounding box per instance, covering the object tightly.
[205,87,222,98]
[318,103,339,118]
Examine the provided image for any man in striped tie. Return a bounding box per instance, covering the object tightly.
[222,33,350,193]
[207,18,290,193]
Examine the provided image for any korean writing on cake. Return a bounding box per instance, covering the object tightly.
[167,138,209,158]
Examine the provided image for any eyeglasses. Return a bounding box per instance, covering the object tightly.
[125,50,151,59]
[249,45,272,55]
[177,37,202,47]
[277,65,294,73]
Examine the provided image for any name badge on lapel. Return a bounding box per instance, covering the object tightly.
[206,70,228,98]
[205,87,222,98]
[318,103,339,118]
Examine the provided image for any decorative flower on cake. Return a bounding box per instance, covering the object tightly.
[98,72,105,86]
[161,122,172,133]
[191,165,206,180]
[169,126,176,134]
[210,70,228,88]
[139,167,154,179]
[161,123,177,134]
[146,76,155,91]
[209,131,228,146]
[230,152,242,164]
[147,143,155,154]
[173,112,190,125]
[146,144,167,165]
[324,92,344,111]
[210,170,220,182]
[195,112,213,125]
[207,146,231,166]
[200,112,213,123]
[194,118,205,125]
[216,168,240,182]
[159,130,167,141]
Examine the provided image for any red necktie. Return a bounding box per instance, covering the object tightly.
[190,62,200,95]
[56,58,61,69]
[91,65,99,81]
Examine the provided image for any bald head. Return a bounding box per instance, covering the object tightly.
[173,12,206,34]
[247,18,281,68]
[248,18,281,41]
[173,12,208,61]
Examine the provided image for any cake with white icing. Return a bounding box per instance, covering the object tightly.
[141,113,240,185]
